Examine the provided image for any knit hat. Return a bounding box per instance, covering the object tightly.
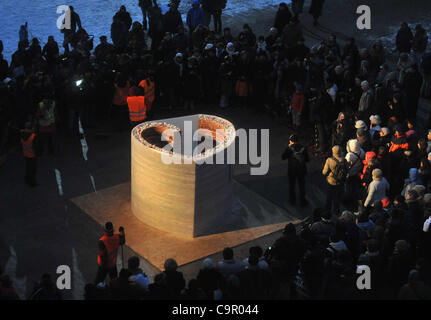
[355,120,366,130]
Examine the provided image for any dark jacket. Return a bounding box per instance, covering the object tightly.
[274,6,292,33]
[396,26,414,53]
[282,143,309,176]
[187,6,205,32]
[163,8,184,34]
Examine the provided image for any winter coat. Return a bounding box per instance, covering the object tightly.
[309,0,325,17]
[413,28,428,53]
[111,20,129,48]
[389,132,409,154]
[401,168,422,198]
[114,10,132,31]
[290,92,305,113]
[322,153,345,186]
[396,26,414,53]
[274,7,292,33]
[187,6,205,32]
[163,8,183,34]
[358,89,373,112]
[183,65,201,100]
[345,139,366,177]
[364,177,390,207]
[282,23,303,48]
[282,143,309,176]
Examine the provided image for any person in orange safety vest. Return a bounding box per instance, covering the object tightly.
[139,73,155,113]
[95,221,125,284]
[127,86,147,126]
[20,122,38,187]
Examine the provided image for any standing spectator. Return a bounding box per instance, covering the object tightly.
[95,222,125,284]
[396,22,414,54]
[111,73,130,131]
[20,122,37,187]
[282,134,309,206]
[274,2,292,36]
[127,256,149,293]
[163,2,184,34]
[290,83,305,130]
[114,5,132,31]
[364,169,390,208]
[196,258,224,299]
[358,80,373,115]
[36,97,56,155]
[61,6,82,54]
[398,269,431,299]
[42,36,59,65]
[309,0,325,26]
[322,145,347,214]
[29,274,62,300]
[111,16,129,52]
[148,5,165,50]
[187,0,205,33]
[216,247,243,278]
[291,0,305,18]
[412,24,428,66]
[201,0,226,34]
[162,259,186,298]
[282,16,302,49]
[139,0,158,30]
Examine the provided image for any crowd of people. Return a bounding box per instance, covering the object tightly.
[1,0,431,299]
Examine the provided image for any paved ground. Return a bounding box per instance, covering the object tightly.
[1,0,431,300]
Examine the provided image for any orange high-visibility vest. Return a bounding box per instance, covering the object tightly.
[20,130,36,158]
[97,233,122,268]
[127,96,147,122]
[139,79,155,111]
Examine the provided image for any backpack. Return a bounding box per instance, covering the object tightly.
[292,147,307,173]
[332,157,348,183]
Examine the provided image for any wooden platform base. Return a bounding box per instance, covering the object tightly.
[71,181,300,270]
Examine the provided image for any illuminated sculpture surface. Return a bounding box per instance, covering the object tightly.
[131,114,236,238]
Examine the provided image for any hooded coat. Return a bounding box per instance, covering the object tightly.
[402,168,422,198]
[345,139,365,177]
[186,1,205,32]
